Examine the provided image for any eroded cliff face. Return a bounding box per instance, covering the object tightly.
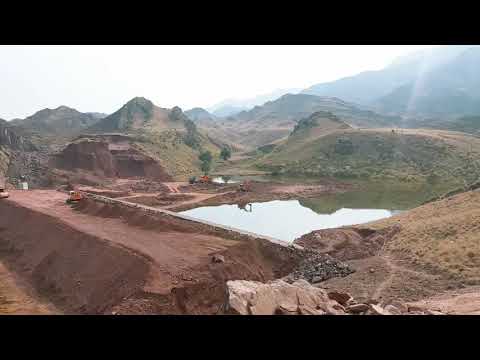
[0,119,36,151]
[50,135,172,182]
[0,119,41,184]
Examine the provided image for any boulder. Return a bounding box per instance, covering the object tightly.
[327,291,352,306]
[212,254,225,263]
[346,303,370,314]
[426,310,444,315]
[369,304,391,315]
[276,302,299,315]
[298,305,326,315]
[384,305,402,315]
[226,279,346,315]
[407,304,426,313]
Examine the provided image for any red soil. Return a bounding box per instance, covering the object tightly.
[0,190,302,314]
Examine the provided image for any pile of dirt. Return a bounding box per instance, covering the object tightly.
[178,182,236,194]
[109,179,171,193]
[50,137,172,183]
[77,187,132,198]
[1,192,307,314]
[294,225,402,261]
[0,200,151,314]
[125,194,196,207]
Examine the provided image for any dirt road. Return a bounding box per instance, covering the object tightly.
[0,190,302,314]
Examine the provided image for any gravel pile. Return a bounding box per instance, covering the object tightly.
[284,252,354,284]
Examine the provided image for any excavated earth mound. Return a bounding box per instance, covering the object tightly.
[50,136,172,183]
[0,191,308,314]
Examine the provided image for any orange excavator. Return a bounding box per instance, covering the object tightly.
[198,175,212,184]
[66,190,83,204]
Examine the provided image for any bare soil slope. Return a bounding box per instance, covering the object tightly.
[0,190,302,314]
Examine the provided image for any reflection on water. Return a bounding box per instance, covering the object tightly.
[183,176,442,242]
[212,177,238,184]
[180,199,397,242]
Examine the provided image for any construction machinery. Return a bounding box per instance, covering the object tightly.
[66,190,83,204]
[198,175,212,183]
[0,187,9,199]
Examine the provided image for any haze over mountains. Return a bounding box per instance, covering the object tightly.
[302,45,480,120]
[2,45,480,187]
[208,88,301,117]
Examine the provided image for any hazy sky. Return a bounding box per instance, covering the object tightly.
[0,45,439,120]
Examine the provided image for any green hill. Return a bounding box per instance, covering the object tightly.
[84,97,220,180]
[250,115,480,189]
[209,94,400,150]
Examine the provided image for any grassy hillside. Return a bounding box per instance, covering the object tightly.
[86,97,221,180]
[133,130,220,180]
[299,180,445,214]
[249,126,480,189]
[372,189,480,284]
[209,94,400,149]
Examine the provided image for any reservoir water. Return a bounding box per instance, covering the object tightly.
[180,199,399,242]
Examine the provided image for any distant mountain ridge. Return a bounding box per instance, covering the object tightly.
[302,46,480,122]
[208,93,399,149]
[185,107,217,126]
[376,47,480,118]
[10,105,102,139]
[208,88,301,117]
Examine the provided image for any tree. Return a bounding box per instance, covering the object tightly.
[199,151,213,175]
[220,146,232,161]
[199,151,212,163]
[201,160,211,175]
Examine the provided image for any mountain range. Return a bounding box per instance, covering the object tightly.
[302,45,480,120]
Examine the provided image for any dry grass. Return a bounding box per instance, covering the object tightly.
[372,190,480,283]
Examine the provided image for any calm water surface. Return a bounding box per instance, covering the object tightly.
[180,199,399,242]
[180,177,439,242]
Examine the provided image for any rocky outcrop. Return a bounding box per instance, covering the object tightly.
[225,279,446,315]
[226,279,345,315]
[0,119,36,151]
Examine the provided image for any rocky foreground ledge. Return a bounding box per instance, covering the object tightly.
[225,279,445,315]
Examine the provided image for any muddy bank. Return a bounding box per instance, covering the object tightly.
[172,180,352,211]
